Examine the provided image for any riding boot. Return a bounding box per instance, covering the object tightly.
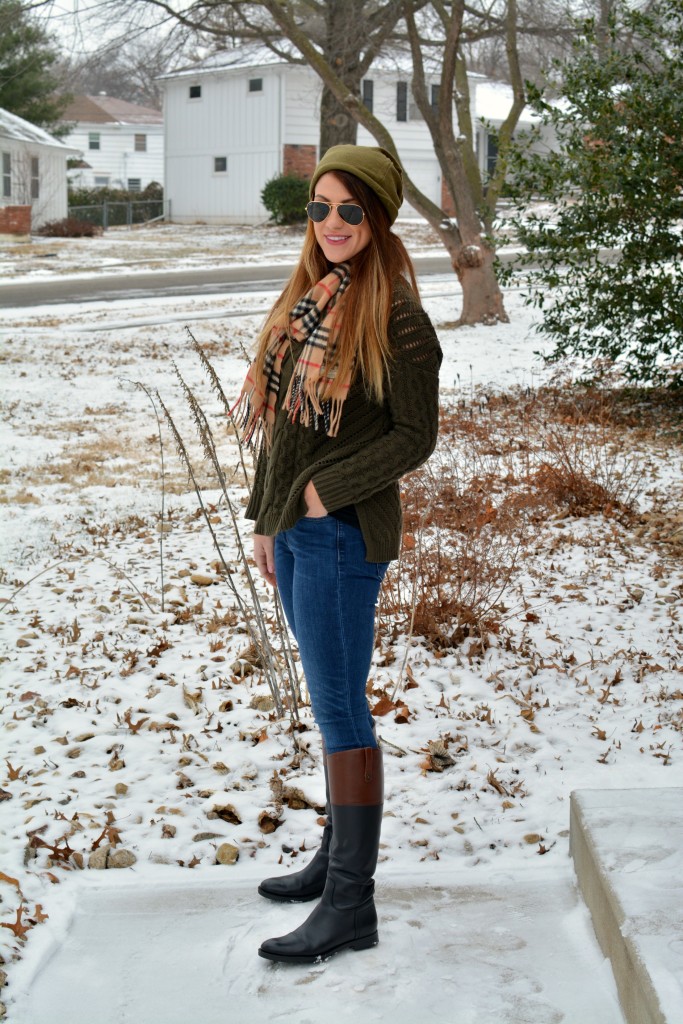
[258,752,331,903]
[258,746,383,963]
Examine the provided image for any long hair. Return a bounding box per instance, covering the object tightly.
[252,170,419,404]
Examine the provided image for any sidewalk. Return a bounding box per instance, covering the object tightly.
[8,865,624,1024]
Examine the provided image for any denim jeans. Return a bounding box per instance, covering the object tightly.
[274,516,389,754]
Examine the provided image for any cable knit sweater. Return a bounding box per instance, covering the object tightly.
[245,282,442,562]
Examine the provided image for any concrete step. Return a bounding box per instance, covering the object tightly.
[570,788,683,1024]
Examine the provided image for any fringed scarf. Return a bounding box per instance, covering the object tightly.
[233,262,351,448]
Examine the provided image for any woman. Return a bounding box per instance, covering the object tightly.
[234,144,442,963]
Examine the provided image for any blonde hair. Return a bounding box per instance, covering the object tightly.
[253,170,419,403]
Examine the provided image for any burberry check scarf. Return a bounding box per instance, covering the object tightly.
[234,262,351,447]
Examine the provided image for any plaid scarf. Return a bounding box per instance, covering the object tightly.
[233,262,351,448]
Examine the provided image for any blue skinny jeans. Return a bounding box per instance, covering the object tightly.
[274,516,389,754]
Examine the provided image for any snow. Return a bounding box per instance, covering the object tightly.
[1,223,682,1022]
[0,222,443,281]
[473,80,541,125]
[572,789,683,1023]
[0,108,77,151]
[10,869,624,1024]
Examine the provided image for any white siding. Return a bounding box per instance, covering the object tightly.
[284,68,319,146]
[63,123,164,189]
[164,69,282,223]
[162,60,541,222]
[0,137,70,227]
[357,75,443,210]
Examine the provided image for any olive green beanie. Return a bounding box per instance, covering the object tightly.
[310,144,404,225]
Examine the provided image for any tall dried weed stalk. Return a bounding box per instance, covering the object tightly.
[147,336,301,725]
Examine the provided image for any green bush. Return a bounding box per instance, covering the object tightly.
[261,173,309,225]
[502,0,683,388]
[67,181,163,207]
[67,181,165,227]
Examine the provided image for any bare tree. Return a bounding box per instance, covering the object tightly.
[255,0,529,323]
[51,1,560,325]
[58,29,191,108]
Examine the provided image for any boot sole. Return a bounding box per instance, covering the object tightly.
[257,884,324,903]
[258,931,378,964]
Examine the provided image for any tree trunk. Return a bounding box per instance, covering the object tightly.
[449,244,509,326]
[429,214,508,326]
[319,0,365,156]
[320,85,359,153]
[263,0,509,324]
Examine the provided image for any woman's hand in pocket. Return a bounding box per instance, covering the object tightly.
[253,534,276,586]
[304,480,328,518]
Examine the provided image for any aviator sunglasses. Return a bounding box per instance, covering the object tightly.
[305,201,365,226]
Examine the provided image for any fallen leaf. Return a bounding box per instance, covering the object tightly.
[213,804,242,825]
[0,904,30,939]
[394,703,411,724]
[5,761,23,781]
[371,695,397,717]
[258,811,283,834]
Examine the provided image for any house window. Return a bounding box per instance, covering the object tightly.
[362,79,374,113]
[248,78,263,93]
[189,84,202,99]
[214,156,227,173]
[2,152,10,198]
[127,178,141,192]
[94,175,110,187]
[134,134,147,152]
[89,132,101,150]
[30,156,39,199]
[397,81,440,123]
[396,81,407,122]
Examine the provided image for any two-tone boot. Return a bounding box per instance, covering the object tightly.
[258,746,383,964]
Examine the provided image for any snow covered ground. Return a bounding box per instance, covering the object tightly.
[0,220,445,281]
[0,223,681,1022]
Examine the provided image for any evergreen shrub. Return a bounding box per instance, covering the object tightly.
[260,174,309,225]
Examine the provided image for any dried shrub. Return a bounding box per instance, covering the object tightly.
[528,409,646,518]
[37,217,103,238]
[382,434,528,652]
[381,384,650,651]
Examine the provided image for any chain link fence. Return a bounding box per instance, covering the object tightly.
[68,198,170,229]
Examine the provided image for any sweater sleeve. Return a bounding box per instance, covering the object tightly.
[310,291,442,514]
[245,444,267,521]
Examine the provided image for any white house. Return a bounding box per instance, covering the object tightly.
[159,47,541,224]
[0,107,79,233]
[60,95,164,191]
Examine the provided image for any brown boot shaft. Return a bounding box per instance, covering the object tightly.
[327,746,383,806]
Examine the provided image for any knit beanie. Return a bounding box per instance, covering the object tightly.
[310,145,404,225]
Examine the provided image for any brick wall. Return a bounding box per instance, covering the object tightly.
[283,144,317,179]
[0,205,32,235]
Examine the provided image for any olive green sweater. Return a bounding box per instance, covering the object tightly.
[245,284,442,562]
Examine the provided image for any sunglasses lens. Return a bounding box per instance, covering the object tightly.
[339,204,364,226]
[306,202,330,222]
[306,202,364,225]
